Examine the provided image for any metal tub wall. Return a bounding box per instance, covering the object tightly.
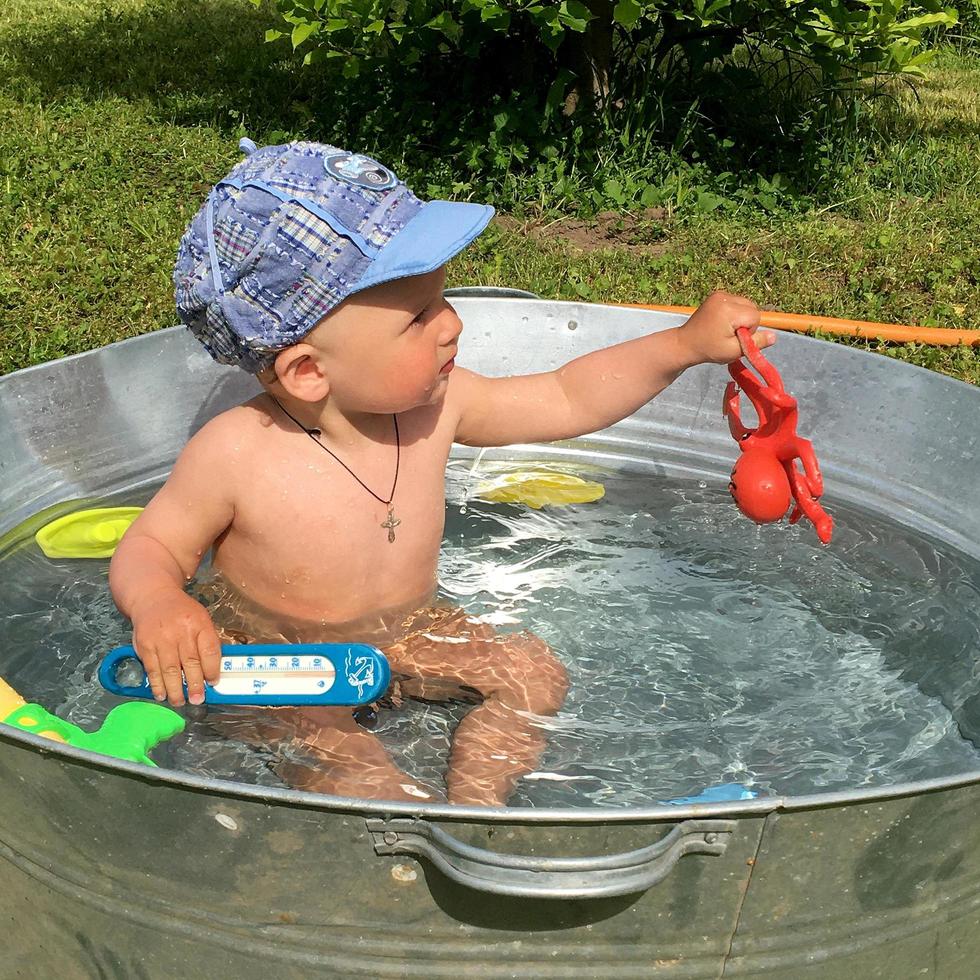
[1,298,978,979]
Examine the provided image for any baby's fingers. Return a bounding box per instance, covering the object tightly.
[737,326,777,358]
[136,638,184,705]
[179,624,223,704]
[133,641,168,703]
[159,645,188,707]
[178,633,207,706]
[197,628,223,686]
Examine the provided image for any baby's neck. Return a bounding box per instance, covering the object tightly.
[262,391,393,448]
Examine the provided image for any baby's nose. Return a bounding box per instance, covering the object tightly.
[439,309,463,345]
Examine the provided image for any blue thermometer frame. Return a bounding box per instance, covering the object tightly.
[99,643,391,706]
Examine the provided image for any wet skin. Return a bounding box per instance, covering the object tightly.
[209,600,568,805]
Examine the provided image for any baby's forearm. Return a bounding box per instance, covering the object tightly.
[108,534,192,621]
[555,326,699,433]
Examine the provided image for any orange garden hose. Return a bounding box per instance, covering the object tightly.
[618,304,980,347]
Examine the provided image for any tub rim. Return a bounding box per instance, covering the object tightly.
[13,315,980,398]
[4,720,980,823]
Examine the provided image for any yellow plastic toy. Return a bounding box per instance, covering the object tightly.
[0,677,26,724]
[477,471,606,509]
[35,506,143,559]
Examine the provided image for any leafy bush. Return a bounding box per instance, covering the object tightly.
[941,0,980,46]
[249,0,960,211]
[257,0,958,84]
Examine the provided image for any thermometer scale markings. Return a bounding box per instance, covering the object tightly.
[214,655,336,696]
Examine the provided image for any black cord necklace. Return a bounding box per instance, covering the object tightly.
[271,396,401,543]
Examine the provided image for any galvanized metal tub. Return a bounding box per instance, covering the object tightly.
[1,296,978,979]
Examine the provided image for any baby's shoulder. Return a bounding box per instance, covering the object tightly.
[178,396,272,467]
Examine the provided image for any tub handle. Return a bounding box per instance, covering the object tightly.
[366,817,736,899]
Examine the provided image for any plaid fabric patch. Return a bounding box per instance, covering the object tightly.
[289,277,341,326]
[361,185,420,249]
[213,217,259,268]
[177,277,212,319]
[200,305,248,365]
[277,204,338,263]
[194,305,276,373]
[237,273,281,317]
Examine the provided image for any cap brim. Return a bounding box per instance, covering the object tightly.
[350,200,495,295]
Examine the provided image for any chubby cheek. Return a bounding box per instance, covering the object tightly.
[362,350,440,410]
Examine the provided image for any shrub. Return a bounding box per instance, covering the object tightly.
[256,0,958,92]
[249,0,960,209]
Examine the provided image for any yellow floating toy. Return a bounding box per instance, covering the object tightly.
[35,506,143,559]
[477,471,605,509]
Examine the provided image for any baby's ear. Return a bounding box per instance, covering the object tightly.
[272,343,330,402]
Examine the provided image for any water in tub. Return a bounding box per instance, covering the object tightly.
[2,460,980,806]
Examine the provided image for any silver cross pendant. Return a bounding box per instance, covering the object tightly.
[381,505,401,543]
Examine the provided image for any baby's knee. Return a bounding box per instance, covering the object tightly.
[530,651,570,715]
[505,636,569,715]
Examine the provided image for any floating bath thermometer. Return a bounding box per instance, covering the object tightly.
[35,506,143,558]
[100,643,391,707]
[0,674,182,766]
[724,327,834,544]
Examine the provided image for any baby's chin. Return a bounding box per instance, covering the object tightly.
[358,372,451,414]
[415,374,451,407]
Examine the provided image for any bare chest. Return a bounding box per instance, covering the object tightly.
[215,423,451,620]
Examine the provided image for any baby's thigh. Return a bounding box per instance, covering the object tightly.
[209,704,362,749]
[385,611,569,714]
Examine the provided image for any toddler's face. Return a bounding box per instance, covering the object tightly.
[307,266,462,414]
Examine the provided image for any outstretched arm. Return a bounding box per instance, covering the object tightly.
[452,327,698,447]
[726,362,772,434]
[454,291,773,448]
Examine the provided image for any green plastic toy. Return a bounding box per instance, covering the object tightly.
[34,506,144,559]
[0,675,183,766]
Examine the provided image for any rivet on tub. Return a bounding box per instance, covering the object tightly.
[391,863,418,883]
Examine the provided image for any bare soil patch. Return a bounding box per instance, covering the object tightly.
[495,210,671,254]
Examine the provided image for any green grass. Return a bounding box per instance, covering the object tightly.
[0,0,977,384]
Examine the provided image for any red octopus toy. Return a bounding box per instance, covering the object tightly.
[723,327,834,544]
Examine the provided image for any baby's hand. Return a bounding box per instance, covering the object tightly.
[679,290,775,365]
[129,588,222,706]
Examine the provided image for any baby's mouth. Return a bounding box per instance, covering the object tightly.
[439,356,455,374]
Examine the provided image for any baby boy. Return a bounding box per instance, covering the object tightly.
[109,139,771,806]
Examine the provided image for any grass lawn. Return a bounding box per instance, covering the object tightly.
[0,0,977,383]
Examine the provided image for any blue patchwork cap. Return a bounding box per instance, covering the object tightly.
[174,139,494,373]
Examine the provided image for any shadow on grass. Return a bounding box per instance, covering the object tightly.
[2,0,328,134]
[1,0,516,178]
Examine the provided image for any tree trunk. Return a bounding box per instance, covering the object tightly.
[560,0,615,115]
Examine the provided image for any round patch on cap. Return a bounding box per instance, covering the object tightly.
[323,152,397,191]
